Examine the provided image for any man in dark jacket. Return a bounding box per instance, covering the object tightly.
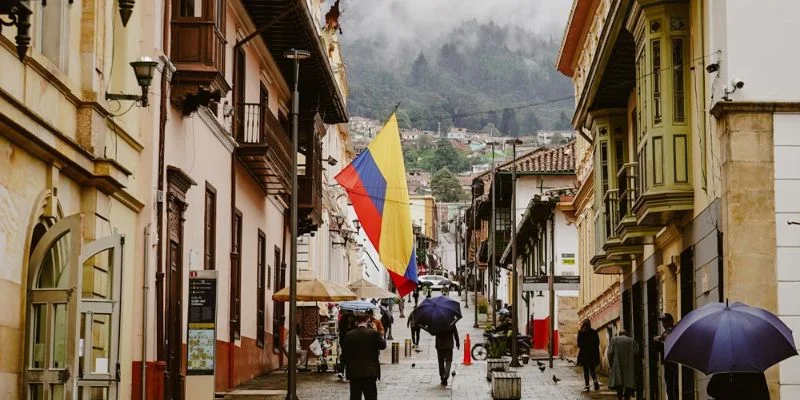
[342,313,387,400]
[653,314,678,400]
[435,324,460,386]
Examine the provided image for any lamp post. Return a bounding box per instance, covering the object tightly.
[283,48,310,400]
[507,139,522,367]
[470,179,484,328]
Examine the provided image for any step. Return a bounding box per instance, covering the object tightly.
[222,389,287,400]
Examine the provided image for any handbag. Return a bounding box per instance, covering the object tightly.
[309,338,323,356]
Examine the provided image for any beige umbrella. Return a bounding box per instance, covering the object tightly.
[348,278,398,299]
[272,278,358,302]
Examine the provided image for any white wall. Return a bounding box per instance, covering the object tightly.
[774,113,800,399]
[706,0,800,103]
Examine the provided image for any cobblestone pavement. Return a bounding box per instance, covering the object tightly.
[236,292,617,399]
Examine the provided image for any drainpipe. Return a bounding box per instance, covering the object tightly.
[142,226,150,400]
[155,0,171,367]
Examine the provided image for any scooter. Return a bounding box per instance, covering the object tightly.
[471,332,532,361]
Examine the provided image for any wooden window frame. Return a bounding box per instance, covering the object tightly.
[256,230,266,348]
[230,210,242,341]
[204,182,217,270]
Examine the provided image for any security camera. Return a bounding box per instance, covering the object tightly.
[730,77,745,89]
[722,76,745,101]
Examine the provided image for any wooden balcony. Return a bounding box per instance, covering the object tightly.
[615,163,659,245]
[170,16,230,114]
[591,253,631,275]
[235,103,292,195]
[602,189,642,259]
[297,117,325,235]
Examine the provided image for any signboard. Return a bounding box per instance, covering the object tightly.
[523,275,581,292]
[561,253,576,265]
[187,270,217,375]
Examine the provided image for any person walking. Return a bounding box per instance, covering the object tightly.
[435,324,460,386]
[341,313,387,400]
[577,319,601,391]
[380,303,394,341]
[707,372,770,400]
[407,310,421,348]
[652,313,678,400]
[608,330,639,400]
[413,288,420,307]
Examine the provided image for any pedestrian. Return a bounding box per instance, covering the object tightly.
[652,313,678,400]
[706,372,770,400]
[442,284,450,296]
[285,324,308,369]
[607,329,639,400]
[426,286,432,298]
[457,283,462,297]
[412,288,420,307]
[408,310,421,348]
[577,319,601,392]
[435,324,460,386]
[365,309,385,338]
[341,313,387,400]
[380,303,394,341]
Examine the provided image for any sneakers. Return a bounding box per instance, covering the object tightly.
[594,381,600,391]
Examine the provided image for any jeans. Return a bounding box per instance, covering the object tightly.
[437,348,454,381]
[583,364,598,387]
[664,362,679,400]
[349,377,378,400]
[411,327,421,346]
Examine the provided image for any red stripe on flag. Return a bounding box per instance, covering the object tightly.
[389,270,417,297]
[336,164,382,248]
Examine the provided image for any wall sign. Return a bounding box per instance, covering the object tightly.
[187,270,217,375]
[522,275,581,292]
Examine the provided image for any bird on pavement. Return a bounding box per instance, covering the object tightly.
[411,363,416,368]
[414,349,422,353]
[536,360,545,367]
[552,375,561,384]
[539,365,546,373]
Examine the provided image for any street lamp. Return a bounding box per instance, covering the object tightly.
[470,178,484,328]
[283,48,310,400]
[506,138,523,367]
[105,56,160,107]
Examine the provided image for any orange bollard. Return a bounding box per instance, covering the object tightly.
[463,334,472,365]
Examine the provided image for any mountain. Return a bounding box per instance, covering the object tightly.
[342,21,574,135]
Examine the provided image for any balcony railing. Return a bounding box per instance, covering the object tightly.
[604,189,620,240]
[234,103,292,194]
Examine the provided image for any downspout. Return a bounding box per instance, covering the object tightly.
[155,0,171,368]
[142,226,150,400]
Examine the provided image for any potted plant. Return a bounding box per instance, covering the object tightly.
[477,298,489,323]
[485,340,510,381]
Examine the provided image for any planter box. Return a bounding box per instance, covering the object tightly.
[491,372,521,400]
[478,313,488,323]
[486,358,510,381]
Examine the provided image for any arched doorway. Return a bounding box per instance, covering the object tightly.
[24,214,123,400]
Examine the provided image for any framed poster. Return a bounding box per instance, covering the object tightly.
[187,270,217,375]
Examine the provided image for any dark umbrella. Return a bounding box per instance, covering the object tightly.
[665,301,798,374]
[439,279,453,286]
[418,280,433,287]
[409,296,462,334]
[339,300,377,312]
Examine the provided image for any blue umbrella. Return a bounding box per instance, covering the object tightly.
[339,300,377,311]
[665,301,798,374]
[409,296,462,334]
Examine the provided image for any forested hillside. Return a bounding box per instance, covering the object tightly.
[342,21,574,135]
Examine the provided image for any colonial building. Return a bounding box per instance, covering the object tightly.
[558,0,800,398]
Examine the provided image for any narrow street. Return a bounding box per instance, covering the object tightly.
[230,292,616,399]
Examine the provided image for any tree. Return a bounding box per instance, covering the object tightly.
[426,140,469,173]
[500,108,520,137]
[410,52,432,86]
[431,168,467,202]
[551,132,569,146]
[522,111,541,135]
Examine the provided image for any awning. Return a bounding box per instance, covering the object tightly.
[240,0,348,123]
[499,198,558,265]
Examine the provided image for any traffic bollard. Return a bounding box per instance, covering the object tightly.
[463,334,472,365]
[404,339,412,357]
[391,342,399,364]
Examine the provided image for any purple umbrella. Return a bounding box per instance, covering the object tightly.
[409,296,462,334]
[665,301,798,374]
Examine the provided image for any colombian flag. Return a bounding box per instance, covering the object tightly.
[335,113,418,296]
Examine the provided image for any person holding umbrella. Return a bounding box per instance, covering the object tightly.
[652,313,678,400]
[409,296,463,385]
[607,330,639,400]
[707,372,770,399]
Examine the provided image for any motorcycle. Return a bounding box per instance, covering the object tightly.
[471,332,532,361]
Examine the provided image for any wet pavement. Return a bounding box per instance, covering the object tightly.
[232,292,617,399]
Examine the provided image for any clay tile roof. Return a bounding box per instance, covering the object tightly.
[498,140,576,174]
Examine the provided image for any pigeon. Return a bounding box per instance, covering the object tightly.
[414,349,422,353]
[451,371,456,377]
[411,363,416,368]
[538,365,546,373]
[536,360,545,367]
[552,375,561,384]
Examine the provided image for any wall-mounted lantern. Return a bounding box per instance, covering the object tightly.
[105,57,159,107]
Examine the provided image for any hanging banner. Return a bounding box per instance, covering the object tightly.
[187,270,217,375]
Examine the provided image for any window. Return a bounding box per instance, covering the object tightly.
[600,141,609,194]
[179,0,202,18]
[273,246,284,353]
[672,38,686,123]
[652,40,662,125]
[230,211,242,341]
[257,230,266,348]
[204,183,216,270]
[35,0,69,71]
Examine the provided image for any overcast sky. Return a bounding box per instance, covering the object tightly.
[332,0,573,44]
